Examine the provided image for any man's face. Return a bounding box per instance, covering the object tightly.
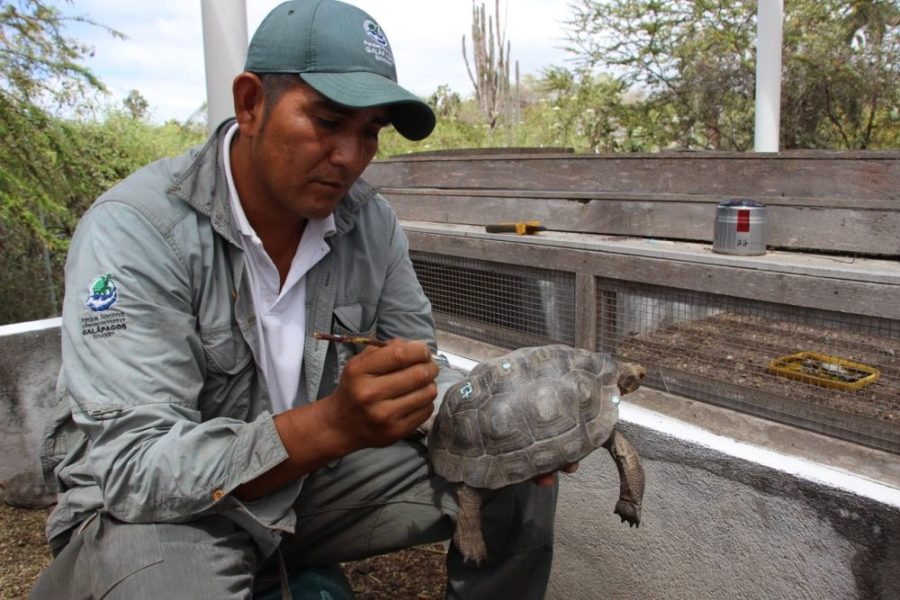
[246,81,390,222]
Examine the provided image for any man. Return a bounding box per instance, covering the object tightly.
[31,1,558,598]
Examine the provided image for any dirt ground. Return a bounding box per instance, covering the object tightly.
[0,503,447,600]
[0,505,51,600]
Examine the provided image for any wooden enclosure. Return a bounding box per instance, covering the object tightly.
[364,150,900,454]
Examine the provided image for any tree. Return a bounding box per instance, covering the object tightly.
[462,0,515,128]
[1,1,115,318]
[563,0,899,150]
[0,3,210,324]
[781,0,899,148]
[536,67,660,153]
[123,89,149,120]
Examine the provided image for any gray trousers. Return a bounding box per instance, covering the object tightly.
[31,440,557,599]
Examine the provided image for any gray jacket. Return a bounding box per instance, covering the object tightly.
[40,120,460,555]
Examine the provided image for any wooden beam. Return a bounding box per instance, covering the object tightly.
[406,229,900,320]
[575,273,597,351]
[382,190,900,255]
[365,152,900,202]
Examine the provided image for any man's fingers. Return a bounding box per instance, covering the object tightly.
[533,462,580,487]
[352,340,434,376]
[356,359,438,403]
[533,473,556,487]
[363,387,436,441]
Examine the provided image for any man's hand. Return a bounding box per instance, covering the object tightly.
[320,339,439,455]
[533,462,580,487]
[237,340,437,501]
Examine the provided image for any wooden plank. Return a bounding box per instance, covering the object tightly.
[575,273,597,351]
[402,222,900,284]
[385,192,900,255]
[381,149,900,161]
[365,152,900,202]
[405,230,900,321]
[379,187,900,210]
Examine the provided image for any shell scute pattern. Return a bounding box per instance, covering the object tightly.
[430,345,623,490]
[478,391,533,454]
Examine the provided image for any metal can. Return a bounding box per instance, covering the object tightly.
[713,199,768,255]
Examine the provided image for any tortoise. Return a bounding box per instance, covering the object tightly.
[428,344,646,563]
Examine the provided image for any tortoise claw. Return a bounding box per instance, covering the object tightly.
[614,499,642,528]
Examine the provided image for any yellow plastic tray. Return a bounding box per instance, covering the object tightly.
[768,351,880,391]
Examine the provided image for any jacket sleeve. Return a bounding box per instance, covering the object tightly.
[61,200,295,533]
[373,205,464,431]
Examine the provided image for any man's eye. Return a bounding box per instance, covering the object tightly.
[316,117,340,129]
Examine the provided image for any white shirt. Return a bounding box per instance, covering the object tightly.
[222,123,335,415]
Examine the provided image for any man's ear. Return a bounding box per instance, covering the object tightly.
[232,72,266,137]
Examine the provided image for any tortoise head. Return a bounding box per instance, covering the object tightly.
[616,363,645,395]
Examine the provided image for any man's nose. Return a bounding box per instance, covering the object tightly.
[329,133,366,168]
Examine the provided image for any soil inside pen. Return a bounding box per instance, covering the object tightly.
[0,503,447,600]
[616,312,900,424]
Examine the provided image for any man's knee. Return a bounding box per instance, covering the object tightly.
[33,513,260,600]
[479,479,558,554]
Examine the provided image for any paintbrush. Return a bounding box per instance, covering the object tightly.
[313,331,442,361]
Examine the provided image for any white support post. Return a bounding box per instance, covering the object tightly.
[200,0,248,134]
[754,0,784,152]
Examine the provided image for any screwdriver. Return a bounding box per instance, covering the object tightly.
[484,220,546,235]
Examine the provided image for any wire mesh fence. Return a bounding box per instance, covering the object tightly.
[596,278,900,453]
[409,248,899,454]
[410,250,576,349]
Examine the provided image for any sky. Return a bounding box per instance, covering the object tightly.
[57,1,575,123]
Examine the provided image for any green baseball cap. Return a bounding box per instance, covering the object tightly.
[245,0,436,141]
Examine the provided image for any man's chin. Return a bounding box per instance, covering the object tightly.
[298,195,343,221]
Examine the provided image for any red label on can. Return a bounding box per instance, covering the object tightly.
[736,209,751,232]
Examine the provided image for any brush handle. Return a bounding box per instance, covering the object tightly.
[313,332,387,347]
[313,331,441,361]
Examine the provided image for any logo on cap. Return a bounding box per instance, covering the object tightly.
[364,20,388,47]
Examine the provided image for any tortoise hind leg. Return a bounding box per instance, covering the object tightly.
[602,429,645,527]
[453,484,488,564]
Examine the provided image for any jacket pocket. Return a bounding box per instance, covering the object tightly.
[201,325,252,375]
[40,391,87,493]
[331,303,376,380]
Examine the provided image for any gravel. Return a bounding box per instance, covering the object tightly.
[0,505,52,600]
[0,504,447,600]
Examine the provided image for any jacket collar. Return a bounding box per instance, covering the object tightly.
[166,118,379,244]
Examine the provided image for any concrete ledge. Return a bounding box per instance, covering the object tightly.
[0,317,61,337]
[0,321,61,492]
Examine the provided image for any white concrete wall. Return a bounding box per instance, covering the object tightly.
[0,318,61,484]
[3,322,899,598]
[549,412,899,599]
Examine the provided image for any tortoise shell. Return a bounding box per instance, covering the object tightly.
[428,345,622,489]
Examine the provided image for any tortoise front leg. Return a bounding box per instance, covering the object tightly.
[603,429,645,527]
[453,484,488,564]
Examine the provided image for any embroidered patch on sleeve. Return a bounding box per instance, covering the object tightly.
[81,273,127,339]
